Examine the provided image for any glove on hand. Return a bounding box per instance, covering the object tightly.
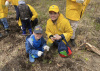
[5,1,9,7]
[76,0,84,3]
[38,51,43,57]
[43,45,50,51]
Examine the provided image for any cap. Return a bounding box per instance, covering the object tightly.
[18,0,25,5]
[49,5,59,13]
[34,25,43,34]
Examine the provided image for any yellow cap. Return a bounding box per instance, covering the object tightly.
[49,5,59,13]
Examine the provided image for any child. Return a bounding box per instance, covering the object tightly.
[16,0,32,35]
[18,4,38,30]
[25,25,50,62]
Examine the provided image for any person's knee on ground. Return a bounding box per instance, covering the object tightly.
[47,38,53,47]
[29,54,35,62]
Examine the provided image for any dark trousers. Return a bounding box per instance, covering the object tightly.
[31,18,38,28]
[21,19,32,33]
[14,5,18,16]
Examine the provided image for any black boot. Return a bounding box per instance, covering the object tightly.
[70,39,76,47]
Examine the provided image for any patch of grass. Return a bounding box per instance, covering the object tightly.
[72,56,75,59]
[8,12,13,15]
[49,60,52,64]
[94,23,100,31]
[32,64,35,67]
[43,59,48,63]
[85,58,88,61]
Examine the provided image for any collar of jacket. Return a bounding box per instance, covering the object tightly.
[50,13,65,25]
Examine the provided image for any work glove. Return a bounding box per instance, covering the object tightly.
[37,51,43,57]
[76,0,84,3]
[5,0,9,7]
[43,45,50,51]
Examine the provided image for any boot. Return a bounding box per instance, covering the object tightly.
[22,30,26,35]
[29,29,32,34]
[70,39,76,47]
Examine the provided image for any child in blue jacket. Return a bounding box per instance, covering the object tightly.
[25,25,50,62]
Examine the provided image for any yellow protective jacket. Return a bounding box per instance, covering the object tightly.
[66,0,90,21]
[9,0,19,6]
[46,13,73,42]
[0,0,8,19]
[18,4,38,26]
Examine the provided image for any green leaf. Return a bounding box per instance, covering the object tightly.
[49,60,52,64]
[72,56,75,58]
[85,58,88,61]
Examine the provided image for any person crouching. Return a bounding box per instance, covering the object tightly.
[16,0,33,35]
[25,25,50,62]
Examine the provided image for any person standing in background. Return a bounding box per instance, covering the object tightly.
[66,0,90,47]
[0,0,9,34]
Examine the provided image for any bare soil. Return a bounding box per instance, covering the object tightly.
[0,0,100,71]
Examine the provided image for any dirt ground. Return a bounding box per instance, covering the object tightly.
[0,0,100,71]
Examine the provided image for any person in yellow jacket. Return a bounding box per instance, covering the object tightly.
[66,0,90,46]
[0,0,9,34]
[46,5,73,48]
[18,4,38,28]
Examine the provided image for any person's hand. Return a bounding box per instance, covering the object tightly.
[43,45,50,51]
[53,34,62,40]
[5,0,9,7]
[50,37,55,41]
[38,51,43,57]
[76,0,84,3]
[16,20,18,23]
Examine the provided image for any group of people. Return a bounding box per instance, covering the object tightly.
[0,0,90,62]
[0,0,38,36]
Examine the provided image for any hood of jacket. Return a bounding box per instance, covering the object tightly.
[18,1,25,5]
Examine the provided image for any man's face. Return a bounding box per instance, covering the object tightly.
[49,11,59,21]
[33,32,43,40]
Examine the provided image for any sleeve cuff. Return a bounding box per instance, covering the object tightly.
[49,35,53,38]
[60,34,65,40]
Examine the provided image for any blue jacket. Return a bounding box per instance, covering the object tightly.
[25,34,46,55]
